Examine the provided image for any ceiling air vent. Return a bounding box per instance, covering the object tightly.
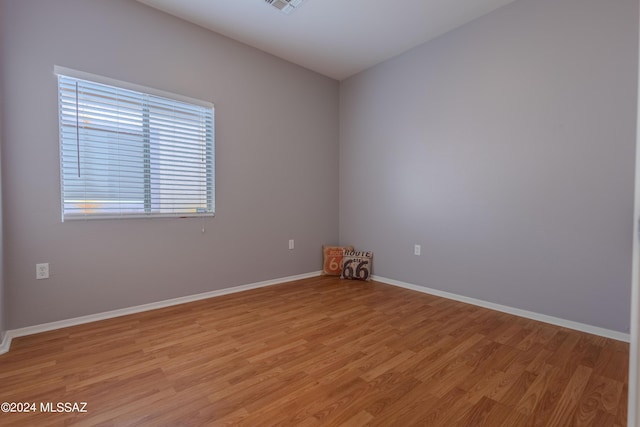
[265,0,305,15]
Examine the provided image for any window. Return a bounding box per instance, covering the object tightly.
[56,67,214,221]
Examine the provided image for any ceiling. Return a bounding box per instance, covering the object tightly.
[137,0,518,81]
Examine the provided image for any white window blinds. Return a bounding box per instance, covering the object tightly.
[56,69,214,221]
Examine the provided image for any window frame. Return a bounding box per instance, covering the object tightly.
[55,66,215,222]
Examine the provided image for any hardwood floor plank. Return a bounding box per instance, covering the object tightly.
[547,365,593,426]
[338,410,373,427]
[359,350,415,382]
[515,363,558,416]
[368,381,440,426]
[416,387,475,426]
[455,395,497,426]
[615,381,628,426]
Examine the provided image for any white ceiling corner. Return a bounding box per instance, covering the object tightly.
[136,0,518,81]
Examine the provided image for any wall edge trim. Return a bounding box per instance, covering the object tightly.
[0,332,12,355]
[373,275,630,342]
[3,271,627,356]
[2,271,322,353]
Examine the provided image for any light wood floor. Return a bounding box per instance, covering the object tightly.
[0,276,629,426]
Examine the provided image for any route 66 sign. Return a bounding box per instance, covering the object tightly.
[322,245,354,276]
[341,250,373,281]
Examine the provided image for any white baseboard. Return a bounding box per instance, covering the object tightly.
[0,331,11,355]
[0,271,321,354]
[373,275,630,342]
[1,271,628,356]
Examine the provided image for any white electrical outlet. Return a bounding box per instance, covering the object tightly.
[36,263,49,279]
[289,239,294,250]
[414,245,421,256]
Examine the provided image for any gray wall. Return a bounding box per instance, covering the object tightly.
[340,0,638,333]
[1,0,635,335]
[1,0,339,329]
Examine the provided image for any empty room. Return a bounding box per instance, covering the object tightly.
[0,0,638,425]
